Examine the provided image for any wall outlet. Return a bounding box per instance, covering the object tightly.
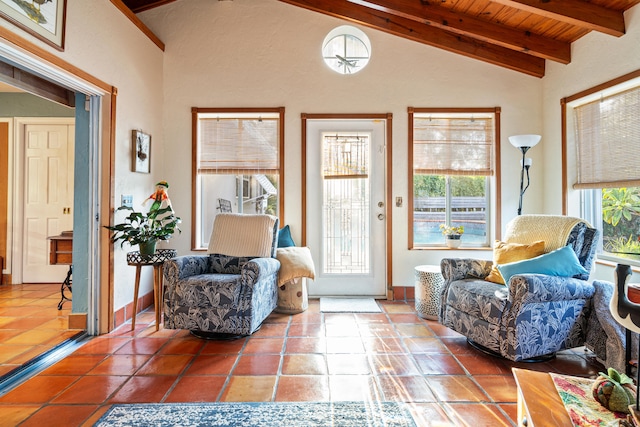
[121,194,133,208]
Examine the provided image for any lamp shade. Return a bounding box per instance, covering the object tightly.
[509,134,541,149]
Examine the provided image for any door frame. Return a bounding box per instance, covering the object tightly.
[0,30,116,335]
[12,117,75,284]
[301,113,393,299]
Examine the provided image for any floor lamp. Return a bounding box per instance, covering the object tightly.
[509,134,541,215]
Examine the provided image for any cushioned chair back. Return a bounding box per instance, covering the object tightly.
[207,213,279,258]
[504,214,598,279]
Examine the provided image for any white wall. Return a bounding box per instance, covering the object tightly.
[140,0,543,288]
[542,5,640,282]
[0,0,165,310]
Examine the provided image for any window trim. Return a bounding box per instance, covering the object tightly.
[408,107,502,249]
[561,69,640,214]
[191,107,285,251]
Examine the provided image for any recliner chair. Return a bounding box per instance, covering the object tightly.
[163,213,280,337]
[439,215,599,361]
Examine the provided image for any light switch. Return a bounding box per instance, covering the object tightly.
[121,194,133,208]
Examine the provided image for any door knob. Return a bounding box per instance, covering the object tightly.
[378,201,384,208]
[378,213,384,220]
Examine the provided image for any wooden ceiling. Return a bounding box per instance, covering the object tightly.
[121,0,640,78]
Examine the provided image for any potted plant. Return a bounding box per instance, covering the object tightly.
[440,224,464,248]
[105,205,181,255]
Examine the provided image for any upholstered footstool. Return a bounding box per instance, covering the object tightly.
[275,277,308,314]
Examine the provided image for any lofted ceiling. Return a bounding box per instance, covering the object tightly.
[121,0,640,78]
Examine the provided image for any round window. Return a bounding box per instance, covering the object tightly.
[322,25,371,74]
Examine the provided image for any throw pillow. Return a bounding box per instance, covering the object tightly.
[278,225,296,248]
[485,240,545,284]
[497,245,589,285]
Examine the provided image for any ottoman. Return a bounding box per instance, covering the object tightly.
[275,277,308,314]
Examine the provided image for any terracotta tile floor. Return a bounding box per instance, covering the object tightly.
[0,284,81,378]
[0,299,604,426]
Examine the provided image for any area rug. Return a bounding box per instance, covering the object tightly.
[550,372,628,426]
[320,297,382,313]
[94,401,416,427]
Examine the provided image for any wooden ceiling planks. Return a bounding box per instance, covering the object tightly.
[120,0,640,77]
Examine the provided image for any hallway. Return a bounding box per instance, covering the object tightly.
[0,283,81,378]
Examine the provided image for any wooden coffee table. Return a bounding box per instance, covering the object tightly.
[513,368,573,427]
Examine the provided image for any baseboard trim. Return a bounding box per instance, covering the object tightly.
[392,286,415,301]
[68,313,87,329]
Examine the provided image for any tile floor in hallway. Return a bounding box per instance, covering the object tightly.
[0,283,80,377]
[0,300,604,427]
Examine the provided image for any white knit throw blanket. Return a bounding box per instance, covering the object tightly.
[504,215,587,253]
[207,213,277,257]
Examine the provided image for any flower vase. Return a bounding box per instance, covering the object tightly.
[445,236,462,249]
[139,240,157,256]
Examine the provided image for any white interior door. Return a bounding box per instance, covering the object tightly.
[22,123,74,283]
[306,119,386,297]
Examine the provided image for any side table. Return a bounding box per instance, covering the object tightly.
[414,265,445,320]
[513,368,572,426]
[127,249,176,331]
[48,231,73,310]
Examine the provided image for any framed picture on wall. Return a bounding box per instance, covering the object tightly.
[0,0,67,50]
[132,130,151,174]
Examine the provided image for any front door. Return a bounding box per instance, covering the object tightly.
[306,119,386,297]
[22,122,74,283]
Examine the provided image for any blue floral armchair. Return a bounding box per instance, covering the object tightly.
[163,214,280,337]
[439,215,599,361]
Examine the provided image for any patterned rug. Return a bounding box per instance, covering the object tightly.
[550,373,628,426]
[320,297,382,313]
[94,401,416,427]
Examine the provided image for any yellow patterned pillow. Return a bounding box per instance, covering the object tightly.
[485,240,546,284]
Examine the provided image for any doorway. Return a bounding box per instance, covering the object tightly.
[304,117,389,298]
[17,119,75,283]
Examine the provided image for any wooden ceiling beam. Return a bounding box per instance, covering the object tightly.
[352,0,570,63]
[491,0,625,37]
[279,0,545,77]
[122,0,176,13]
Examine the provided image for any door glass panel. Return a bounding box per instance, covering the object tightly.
[322,133,370,274]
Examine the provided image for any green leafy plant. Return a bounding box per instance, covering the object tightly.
[603,235,640,256]
[439,224,464,237]
[602,187,640,226]
[104,205,181,248]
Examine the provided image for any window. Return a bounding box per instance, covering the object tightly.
[567,72,640,264]
[192,107,284,250]
[409,108,499,248]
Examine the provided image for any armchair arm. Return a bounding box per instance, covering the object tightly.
[241,257,281,287]
[508,274,595,304]
[163,255,210,286]
[440,258,493,283]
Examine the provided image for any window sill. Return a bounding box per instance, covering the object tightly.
[596,254,640,269]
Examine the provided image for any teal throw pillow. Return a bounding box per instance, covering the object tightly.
[497,245,588,285]
[277,225,295,248]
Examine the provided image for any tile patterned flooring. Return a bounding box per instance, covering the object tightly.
[0,284,81,378]
[0,297,604,426]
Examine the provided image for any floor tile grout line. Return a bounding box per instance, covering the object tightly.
[270,314,292,402]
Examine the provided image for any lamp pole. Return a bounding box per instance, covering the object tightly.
[509,135,540,216]
[517,147,530,216]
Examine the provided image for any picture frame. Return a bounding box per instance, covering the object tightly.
[132,130,151,174]
[0,0,67,50]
